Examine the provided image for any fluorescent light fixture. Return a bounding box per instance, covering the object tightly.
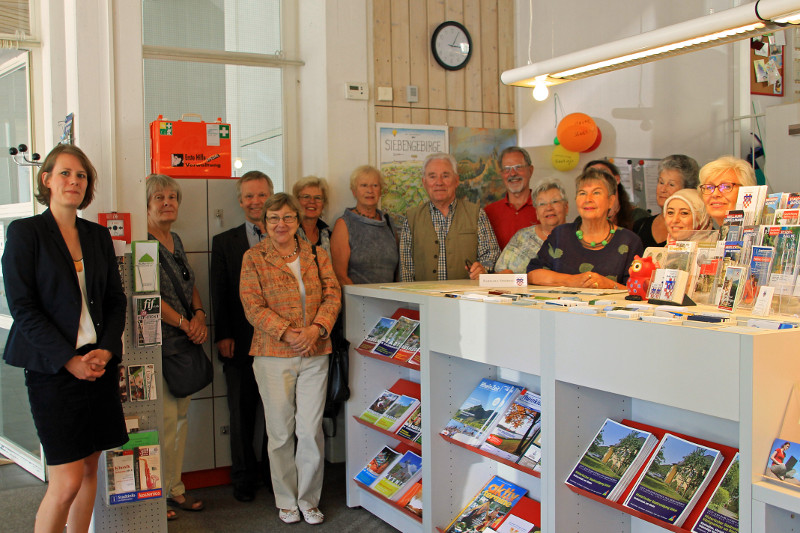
[502,0,800,88]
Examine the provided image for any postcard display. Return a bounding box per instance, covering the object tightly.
[92,254,166,533]
[343,282,800,533]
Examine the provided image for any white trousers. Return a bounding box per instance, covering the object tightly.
[162,386,192,498]
[253,354,329,511]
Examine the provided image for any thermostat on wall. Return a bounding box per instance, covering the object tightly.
[345,82,368,100]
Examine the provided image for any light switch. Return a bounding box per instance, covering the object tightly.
[377,87,393,101]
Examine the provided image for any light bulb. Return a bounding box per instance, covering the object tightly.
[532,83,549,102]
[234,158,243,169]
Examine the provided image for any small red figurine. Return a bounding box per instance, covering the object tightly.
[626,255,656,300]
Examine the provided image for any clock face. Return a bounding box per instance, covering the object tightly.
[431,21,472,71]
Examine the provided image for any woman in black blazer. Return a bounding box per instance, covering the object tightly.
[2,144,127,533]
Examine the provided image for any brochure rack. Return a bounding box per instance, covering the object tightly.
[344,281,800,533]
[92,255,166,533]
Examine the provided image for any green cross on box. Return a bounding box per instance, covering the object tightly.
[159,122,172,135]
[219,125,230,139]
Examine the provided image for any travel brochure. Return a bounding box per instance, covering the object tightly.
[358,316,421,365]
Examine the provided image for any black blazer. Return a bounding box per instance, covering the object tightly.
[2,209,127,374]
[210,224,255,366]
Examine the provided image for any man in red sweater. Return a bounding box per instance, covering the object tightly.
[484,146,539,249]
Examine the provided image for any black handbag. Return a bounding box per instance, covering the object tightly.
[158,245,213,398]
[161,335,213,398]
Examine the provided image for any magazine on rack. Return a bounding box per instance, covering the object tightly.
[392,323,421,364]
[444,475,527,533]
[359,389,400,425]
[479,390,542,463]
[623,433,723,527]
[354,445,401,487]
[357,317,397,351]
[440,378,522,447]
[374,394,420,432]
[372,451,422,500]
[372,316,419,358]
[691,452,740,533]
[395,404,422,442]
[565,418,657,502]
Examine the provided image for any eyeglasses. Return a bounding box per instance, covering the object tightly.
[699,182,737,195]
[173,253,190,281]
[298,194,324,202]
[266,214,299,225]
[501,164,529,174]
[535,199,565,208]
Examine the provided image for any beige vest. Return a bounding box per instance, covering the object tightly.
[407,199,480,281]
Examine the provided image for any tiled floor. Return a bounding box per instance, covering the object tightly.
[0,460,42,491]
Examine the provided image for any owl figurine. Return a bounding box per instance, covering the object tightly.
[627,255,656,299]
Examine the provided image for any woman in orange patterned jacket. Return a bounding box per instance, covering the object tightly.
[240,193,341,526]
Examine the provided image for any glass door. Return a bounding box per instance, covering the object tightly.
[0,50,44,481]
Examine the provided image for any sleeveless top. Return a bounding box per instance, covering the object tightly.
[340,208,398,284]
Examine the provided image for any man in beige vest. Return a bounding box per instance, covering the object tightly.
[399,153,500,282]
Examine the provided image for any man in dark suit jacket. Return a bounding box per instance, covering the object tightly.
[210,171,273,502]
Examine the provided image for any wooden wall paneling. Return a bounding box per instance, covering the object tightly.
[411,108,431,124]
[445,0,466,127]
[427,0,447,118]
[393,107,412,124]
[479,0,499,114]
[497,0,515,116]
[375,106,394,123]
[500,113,515,129]
[463,0,483,126]
[430,108,448,125]
[391,0,411,105]
[373,0,393,103]
[483,112,500,129]
[409,0,430,121]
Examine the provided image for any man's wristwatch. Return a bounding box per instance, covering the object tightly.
[317,324,327,338]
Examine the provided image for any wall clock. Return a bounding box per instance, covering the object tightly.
[431,21,472,71]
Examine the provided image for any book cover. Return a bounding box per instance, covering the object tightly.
[122,429,159,450]
[648,269,689,304]
[396,404,422,442]
[372,316,419,358]
[375,395,420,432]
[397,480,423,517]
[775,208,800,226]
[763,193,782,225]
[354,445,401,487]
[444,475,528,533]
[132,240,159,293]
[118,365,128,403]
[359,389,400,425]
[479,390,542,463]
[692,243,723,305]
[106,449,137,504]
[372,451,422,500]
[759,225,800,294]
[720,211,744,242]
[127,365,147,401]
[787,192,800,209]
[691,452,739,533]
[358,317,397,352]
[717,266,746,312]
[393,324,421,364]
[517,426,542,472]
[623,433,723,526]
[133,295,162,348]
[409,350,421,366]
[135,445,162,495]
[144,364,157,401]
[744,246,774,305]
[735,185,767,226]
[495,515,540,533]
[441,378,522,447]
[764,438,800,487]
[565,418,657,502]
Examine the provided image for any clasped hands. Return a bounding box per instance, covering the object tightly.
[179,312,208,345]
[65,348,113,381]
[282,325,321,357]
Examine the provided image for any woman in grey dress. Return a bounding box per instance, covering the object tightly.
[330,165,399,285]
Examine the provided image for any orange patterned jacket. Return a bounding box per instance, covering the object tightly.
[240,236,341,358]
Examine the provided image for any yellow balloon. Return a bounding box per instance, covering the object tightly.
[552,145,580,171]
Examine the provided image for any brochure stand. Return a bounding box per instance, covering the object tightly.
[91,254,166,533]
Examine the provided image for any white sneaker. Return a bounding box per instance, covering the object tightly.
[301,507,324,525]
[278,507,301,524]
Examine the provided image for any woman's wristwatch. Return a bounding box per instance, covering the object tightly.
[316,324,327,338]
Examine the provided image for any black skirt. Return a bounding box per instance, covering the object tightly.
[25,356,128,466]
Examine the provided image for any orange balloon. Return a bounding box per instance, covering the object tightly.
[557,113,598,153]
[584,127,603,153]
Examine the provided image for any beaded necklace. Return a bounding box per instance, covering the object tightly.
[576,222,616,248]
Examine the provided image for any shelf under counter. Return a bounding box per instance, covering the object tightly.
[439,433,540,479]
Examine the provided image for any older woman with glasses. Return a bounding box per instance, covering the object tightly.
[293,176,332,254]
[146,174,208,520]
[495,180,569,273]
[240,193,341,525]
[698,156,757,227]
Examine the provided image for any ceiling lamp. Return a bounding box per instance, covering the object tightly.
[501,0,800,89]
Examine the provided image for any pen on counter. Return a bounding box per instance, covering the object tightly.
[444,293,460,299]
[464,259,473,269]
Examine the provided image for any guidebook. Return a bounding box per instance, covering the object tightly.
[441,378,522,447]
[623,433,723,527]
[374,394,420,432]
[393,323,421,365]
[372,450,422,500]
[759,225,800,294]
[691,452,740,533]
[133,295,162,347]
[479,390,542,463]
[354,445,401,487]
[357,317,397,351]
[516,426,543,472]
[565,419,657,502]
[763,438,800,488]
[395,404,422,442]
[372,316,419,358]
[359,389,400,425]
[717,266,746,312]
[397,480,423,517]
[444,475,527,533]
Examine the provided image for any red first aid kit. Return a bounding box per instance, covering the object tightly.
[150,114,232,178]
